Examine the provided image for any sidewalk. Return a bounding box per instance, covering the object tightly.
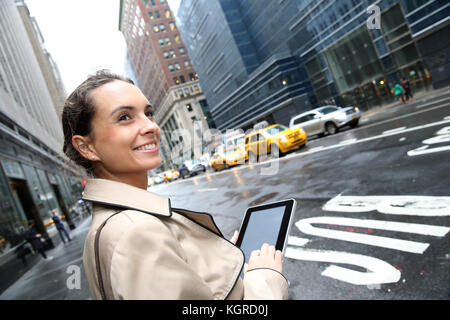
[360,85,450,120]
[0,217,92,300]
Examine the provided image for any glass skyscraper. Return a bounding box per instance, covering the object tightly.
[177,0,449,131]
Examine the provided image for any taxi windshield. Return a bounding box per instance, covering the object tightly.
[264,125,288,135]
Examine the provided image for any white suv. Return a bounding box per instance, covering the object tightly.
[289,105,360,137]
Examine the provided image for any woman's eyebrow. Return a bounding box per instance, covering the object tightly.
[110,106,134,116]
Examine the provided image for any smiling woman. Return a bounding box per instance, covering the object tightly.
[62,70,289,300]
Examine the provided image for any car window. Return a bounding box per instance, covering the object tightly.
[258,133,266,141]
[318,107,339,115]
[264,125,288,135]
[294,114,315,124]
[250,134,258,143]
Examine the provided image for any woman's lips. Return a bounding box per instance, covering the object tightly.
[134,142,158,153]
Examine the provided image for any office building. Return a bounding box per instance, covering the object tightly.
[0,0,84,293]
[177,0,450,131]
[119,0,215,167]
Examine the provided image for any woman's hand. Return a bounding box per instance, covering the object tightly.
[230,230,239,244]
[245,243,282,274]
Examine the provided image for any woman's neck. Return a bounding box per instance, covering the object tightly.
[94,168,148,189]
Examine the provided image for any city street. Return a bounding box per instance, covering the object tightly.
[151,91,450,299]
[1,91,449,300]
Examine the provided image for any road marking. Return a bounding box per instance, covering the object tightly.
[285,247,401,285]
[322,195,450,216]
[197,188,219,192]
[294,216,449,254]
[287,236,310,247]
[382,127,406,135]
[407,125,450,156]
[399,137,406,142]
[408,145,450,156]
[339,138,357,145]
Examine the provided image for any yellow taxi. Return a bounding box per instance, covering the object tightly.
[162,169,180,182]
[210,146,248,171]
[244,124,306,160]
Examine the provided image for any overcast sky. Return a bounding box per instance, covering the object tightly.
[26,0,181,94]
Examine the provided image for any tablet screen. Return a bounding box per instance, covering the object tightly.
[239,206,285,262]
[236,199,295,263]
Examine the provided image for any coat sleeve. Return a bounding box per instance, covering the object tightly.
[108,216,215,299]
[243,268,289,300]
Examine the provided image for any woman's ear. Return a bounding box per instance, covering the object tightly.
[72,135,99,161]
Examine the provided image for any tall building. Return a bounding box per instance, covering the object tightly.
[0,0,84,293]
[16,1,67,119]
[177,0,450,131]
[119,0,215,167]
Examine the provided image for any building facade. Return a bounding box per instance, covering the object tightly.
[177,0,450,131]
[119,0,215,168]
[0,0,85,292]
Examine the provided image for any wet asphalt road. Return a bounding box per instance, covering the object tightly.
[151,92,450,299]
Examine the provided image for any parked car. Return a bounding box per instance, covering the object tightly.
[210,145,248,171]
[178,159,206,179]
[289,105,360,137]
[153,175,165,185]
[244,124,307,161]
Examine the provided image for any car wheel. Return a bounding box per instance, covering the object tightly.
[349,120,359,128]
[326,122,338,135]
[271,144,280,158]
[248,151,257,163]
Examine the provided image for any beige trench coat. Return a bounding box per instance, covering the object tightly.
[82,178,289,300]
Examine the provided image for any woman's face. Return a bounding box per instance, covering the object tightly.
[87,80,161,176]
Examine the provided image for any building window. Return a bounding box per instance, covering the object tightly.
[180,75,186,83]
[169,21,175,31]
[153,24,160,33]
[165,36,171,45]
[160,0,166,4]
[163,51,169,59]
[154,10,160,19]
[151,0,156,5]
[179,47,186,55]
[169,49,176,58]
[173,77,180,84]
[174,63,181,71]
[175,34,181,43]
[160,24,166,32]
[165,9,172,18]
[168,64,174,72]
[158,38,164,46]
[148,12,154,20]
[184,60,191,69]
[186,104,193,112]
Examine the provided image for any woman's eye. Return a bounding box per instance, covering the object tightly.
[118,113,131,121]
[145,111,154,119]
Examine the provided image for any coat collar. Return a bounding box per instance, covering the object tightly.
[82,178,171,217]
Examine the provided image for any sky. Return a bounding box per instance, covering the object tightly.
[25,0,181,94]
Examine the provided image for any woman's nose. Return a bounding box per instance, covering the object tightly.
[139,115,159,136]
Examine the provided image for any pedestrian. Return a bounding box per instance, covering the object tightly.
[24,222,53,261]
[51,210,72,243]
[401,77,414,101]
[393,83,406,104]
[62,70,288,300]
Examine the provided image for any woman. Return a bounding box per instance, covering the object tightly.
[62,70,288,300]
[393,83,406,104]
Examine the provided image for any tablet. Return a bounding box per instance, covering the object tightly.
[235,199,296,262]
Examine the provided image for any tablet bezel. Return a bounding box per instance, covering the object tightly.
[235,199,296,255]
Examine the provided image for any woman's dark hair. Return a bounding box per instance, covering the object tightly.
[62,70,134,175]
